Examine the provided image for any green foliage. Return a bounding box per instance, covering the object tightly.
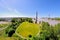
[5,18,33,37]
[0,24,9,28]
[0,18,6,21]
[54,23,60,34]
[39,21,51,40]
[1,18,60,40]
[52,18,60,20]
[11,18,33,29]
[53,23,60,40]
[39,21,60,40]
[41,21,50,30]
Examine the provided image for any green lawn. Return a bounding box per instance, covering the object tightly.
[0,37,19,40]
[16,22,41,39]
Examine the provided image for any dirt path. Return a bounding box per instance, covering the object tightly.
[0,21,11,31]
[0,21,11,24]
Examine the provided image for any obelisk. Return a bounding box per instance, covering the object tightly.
[35,11,38,24]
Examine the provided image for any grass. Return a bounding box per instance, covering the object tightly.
[0,24,7,28]
[0,28,19,40]
[0,22,12,37]
[0,37,19,40]
[0,21,11,28]
[16,22,41,39]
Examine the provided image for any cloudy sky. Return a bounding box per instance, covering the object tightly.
[0,0,60,17]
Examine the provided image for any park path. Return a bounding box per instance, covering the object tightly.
[0,21,11,31]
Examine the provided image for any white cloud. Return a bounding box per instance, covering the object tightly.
[0,0,23,17]
[0,12,25,17]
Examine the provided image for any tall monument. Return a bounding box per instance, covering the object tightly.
[35,11,38,24]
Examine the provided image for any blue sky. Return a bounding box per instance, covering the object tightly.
[0,0,60,17]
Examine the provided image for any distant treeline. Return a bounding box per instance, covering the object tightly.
[0,17,33,22]
[52,18,60,20]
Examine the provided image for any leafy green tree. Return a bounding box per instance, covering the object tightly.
[5,18,33,37]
